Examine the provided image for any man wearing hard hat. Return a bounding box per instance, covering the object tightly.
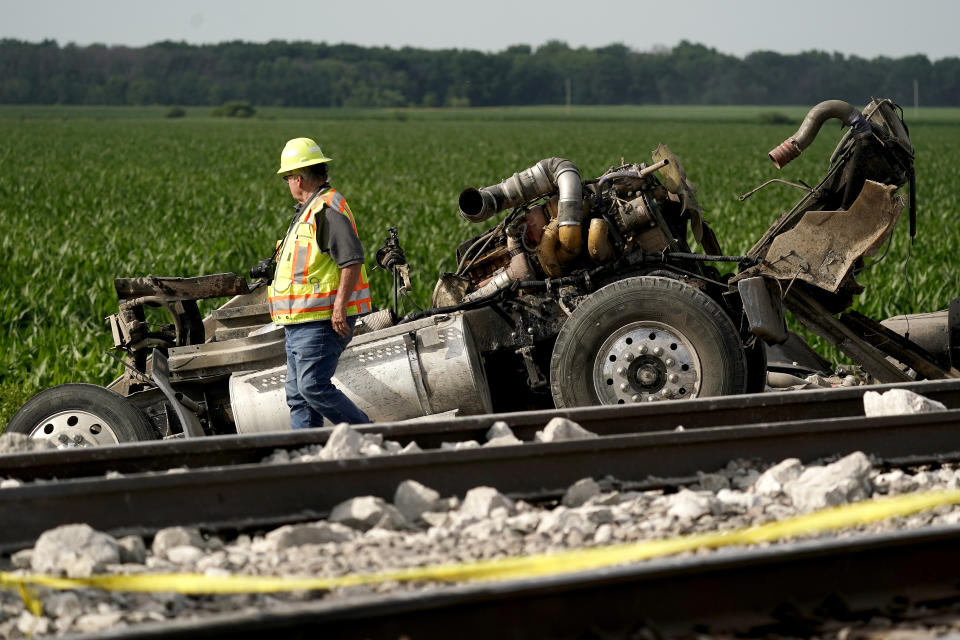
[263,137,372,428]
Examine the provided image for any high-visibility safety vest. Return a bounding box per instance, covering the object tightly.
[268,188,372,325]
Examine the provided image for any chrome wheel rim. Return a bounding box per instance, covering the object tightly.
[593,321,701,404]
[28,410,121,447]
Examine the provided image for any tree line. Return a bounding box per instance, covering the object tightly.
[2,38,958,108]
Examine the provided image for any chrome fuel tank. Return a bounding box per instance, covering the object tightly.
[229,312,491,433]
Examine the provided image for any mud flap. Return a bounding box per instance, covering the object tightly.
[737,276,788,345]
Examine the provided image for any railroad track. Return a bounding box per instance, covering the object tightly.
[66,524,960,639]
[2,380,960,553]
[5,378,960,482]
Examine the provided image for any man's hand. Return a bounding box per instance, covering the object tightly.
[331,306,350,337]
[331,263,363,337]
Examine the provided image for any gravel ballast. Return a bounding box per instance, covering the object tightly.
[4,447,960,638]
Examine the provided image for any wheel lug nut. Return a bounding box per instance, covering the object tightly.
[660,388,671,397]
[616,367,626,376]
[653,346,664,356]
[631,394,641,403]
[664,357,675,367]
[624,353,635,362]
[668,374,680,383]
[619,383,629,391]
[638,345,648,355]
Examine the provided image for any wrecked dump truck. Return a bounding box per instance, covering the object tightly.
[8,97,958,446]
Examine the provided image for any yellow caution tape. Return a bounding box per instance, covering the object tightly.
[3,488,960,614]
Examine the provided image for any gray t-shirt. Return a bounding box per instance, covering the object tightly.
[318,202,364,268]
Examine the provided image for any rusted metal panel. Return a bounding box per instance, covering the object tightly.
[114,273,249,301]
[758,181,904,293]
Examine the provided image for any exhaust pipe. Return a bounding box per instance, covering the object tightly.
[462,224,536,302]
[458,157,582,226]
[768,100,871,169]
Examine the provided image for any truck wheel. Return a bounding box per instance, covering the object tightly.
[550,276,748,407]
[5,383,156,446]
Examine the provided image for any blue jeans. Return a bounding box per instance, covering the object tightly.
[284,318,371,429]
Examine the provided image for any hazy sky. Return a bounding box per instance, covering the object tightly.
[2,0,957,60]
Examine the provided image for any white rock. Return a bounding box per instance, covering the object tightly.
[913,470,935,488]
[166,545,205,565]
[361,432,384,446]
[265,522,355,550]
[152,527,206,558]
[16,612,49,637]
[11,548,32,569]
[364,527,400,541]
[666,489,716,521]
[484,434,523,447]
[383,440,403,454]
[262,449,290,464]
[534,417,599,443]
[784,451,872,511]
[536,507,597,537]
[196,552,230,572]
[420,511,450,528]
[32,523,121,578]
[505,512,541,533]
[594,524,614,544]
[460,486,514,518]
[0,432,56,454]
[441,440,481,451]
[863,389,947,417]
[754,458,803,495]
[485,421,516,441]
[400,441,423,455]
[329,496,407,531]
[74,612,123,634]
[460,519,500,540]
[117,535,146,564]
[716,489,762,512]
[394,479,442,522]
[321,423,364,459]
[359,442,385,456]
[588,491,624,506]
[562,478,601,507]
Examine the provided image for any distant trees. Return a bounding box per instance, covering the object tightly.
[1,38,958,108]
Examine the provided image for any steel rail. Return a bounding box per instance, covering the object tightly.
[3,408,960,554]
[72,523,960,639]
[4,379,960,482]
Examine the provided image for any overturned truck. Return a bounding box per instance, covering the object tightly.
[9,98,959,445]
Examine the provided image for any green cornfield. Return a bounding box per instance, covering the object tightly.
[2,105,959,429]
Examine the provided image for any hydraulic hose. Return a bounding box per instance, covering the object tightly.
[768,100,871,169]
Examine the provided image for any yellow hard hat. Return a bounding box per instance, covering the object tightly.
[277,137,332,175]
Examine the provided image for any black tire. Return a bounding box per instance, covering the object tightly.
[550,276,748,408]
[6,383,156,446]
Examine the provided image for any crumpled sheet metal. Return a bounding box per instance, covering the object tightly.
[758,180,904,293]
[652,144,722,255]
